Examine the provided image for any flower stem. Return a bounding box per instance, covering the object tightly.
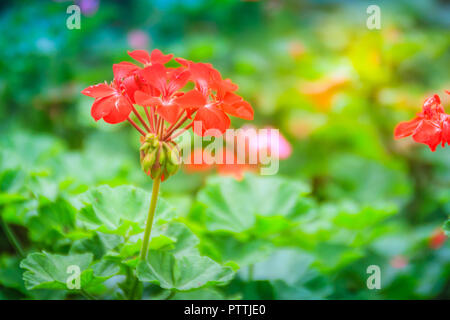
[164,113,188,140]
[144,107,154,133]
[127,117,146,136]
[139,178,161,261]
[169,122,193,140]
[0,213,25,258]
[131,105,151,132]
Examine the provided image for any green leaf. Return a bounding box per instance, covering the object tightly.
[120,222,199,264]
[137,251,235,291]
[20,252,93,290]
[332,202,397,230]
[0,169,27,205]
[244,249,315,285]
[27,197,77,244]
[70,232,122,260]
[91,260,120,278]
[77,185,176,236]
[200,235,273,267]
[198,174,309,233]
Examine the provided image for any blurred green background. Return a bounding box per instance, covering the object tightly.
[0,0,449,300]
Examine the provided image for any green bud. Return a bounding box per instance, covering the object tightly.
[142,149,157,173]
[139,135,182,181]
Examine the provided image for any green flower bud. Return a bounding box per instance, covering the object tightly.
[139,134,182,181]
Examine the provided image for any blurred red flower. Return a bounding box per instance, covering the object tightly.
[429,228,446,250]
[394,92,450,151]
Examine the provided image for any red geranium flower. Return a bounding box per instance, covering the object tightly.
[174,60,254,136]
[394,92,450,151]
[81,79,133,124]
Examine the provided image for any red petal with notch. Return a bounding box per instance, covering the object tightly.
[150,49,173,64]
[157,103,182,124]
[82,83,116,98]
[174,90,206,109]
[128,50,151,65]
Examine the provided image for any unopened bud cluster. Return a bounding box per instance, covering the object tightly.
[140,133,181,180]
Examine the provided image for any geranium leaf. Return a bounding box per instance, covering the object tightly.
[197,174,309,232]
[77,185,176,236]
[20,252,93,290]
[136,251,235,291]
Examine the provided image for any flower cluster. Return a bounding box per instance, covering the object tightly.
[82,49,254,180]
[394,91,450,151]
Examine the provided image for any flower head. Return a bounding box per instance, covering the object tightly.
[394,92,450,151]
[81,49,254,180]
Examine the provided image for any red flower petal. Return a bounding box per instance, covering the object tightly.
[113,62,140,80]
[128,50,151,65]
[394,117,422,139]
[193,105,230,136]
[81,83,115,98]
[150,49,173,64]
[442,115,450,146]
[174,90,206,109]
[140,64,167,94]
[423,94,441,109]
[175,57,190,67]
[166,70,190,96]
[223,100,254,120]
[91,95,115,121]
[102,95,133,124]
[91,95,132,124]
[412,120,442,151]
[134,91,162,108]
[157,102,182,124]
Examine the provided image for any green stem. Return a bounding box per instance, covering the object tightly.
[0,214,25,258]
[128,276,139,300]
[140,178,161,261]
[129,178,161,300]
[248,264,254,281]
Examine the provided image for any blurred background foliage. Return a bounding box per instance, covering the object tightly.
[0,0,449,299]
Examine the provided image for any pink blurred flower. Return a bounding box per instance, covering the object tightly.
[240,125,292,160]
[77,0,99,16]
[127,30,150,50]
[390,255,408,269]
